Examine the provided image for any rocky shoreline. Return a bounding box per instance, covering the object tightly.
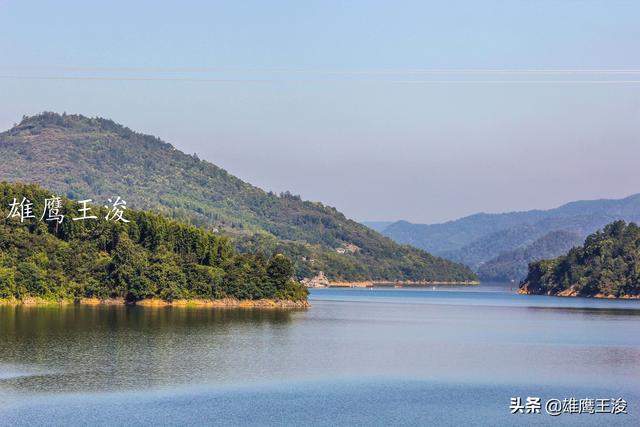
[0,297,310,308]
[518,284,640,299]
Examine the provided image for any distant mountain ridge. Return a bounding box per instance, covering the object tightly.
[0,112,476,283]
[369,194,640,280]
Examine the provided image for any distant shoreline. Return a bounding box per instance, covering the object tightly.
[517,286,640,299]
[0,297,310,309]
[321,280,480,288]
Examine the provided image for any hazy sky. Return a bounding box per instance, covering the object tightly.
[1,0,639,223]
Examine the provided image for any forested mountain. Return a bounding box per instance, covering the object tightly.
[373,194,640,279]
[477,230,583,282]
[0,113,476,282]
[520,221,640,298]
[0,182,307,303]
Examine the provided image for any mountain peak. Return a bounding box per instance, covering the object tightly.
[5,112,175,154]
[16,112,128,134]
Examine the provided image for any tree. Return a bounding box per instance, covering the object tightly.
[0,181,308,303]
[108,233,152,301]
[267,254,294,291]
[0,266,16,299]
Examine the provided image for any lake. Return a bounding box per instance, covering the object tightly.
[0,284,639,426]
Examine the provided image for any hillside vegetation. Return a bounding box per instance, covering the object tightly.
[520,221,640,298]
[374,195,640,279]
[0,182,307,303]
[477,230,583,282]
[0,113,476,282]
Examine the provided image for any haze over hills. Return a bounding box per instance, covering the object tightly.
[361,221,394,233]
[366,194,640,281]
[0,112,476,283]
[477,230,583,282]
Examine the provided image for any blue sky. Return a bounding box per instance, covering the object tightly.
[1,0,639,223]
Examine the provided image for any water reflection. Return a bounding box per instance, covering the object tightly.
[525,305,640,317]
[1,289,639,401]
[0,305,300,394]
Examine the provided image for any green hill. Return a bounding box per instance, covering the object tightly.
[0,113,476,283]
[0,182,307,303]
[477,230,583,282]
[520,221,640,298]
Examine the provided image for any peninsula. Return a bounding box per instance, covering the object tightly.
[519,221,640,299]
[0,182,308,307]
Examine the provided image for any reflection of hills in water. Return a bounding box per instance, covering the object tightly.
[0,363,55,380]
[524,305,640,317]
[0,305,297,331]
[2,290,639,403]
[0,305,299,394]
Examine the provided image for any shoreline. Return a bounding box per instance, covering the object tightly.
[0,297,310,309]
[517,287,640,299]
[324,280,480,288]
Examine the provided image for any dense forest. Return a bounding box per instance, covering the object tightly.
[0,182,308,303]
[520,221,640,298]
[0,113,476,282]
[477,230,583,282]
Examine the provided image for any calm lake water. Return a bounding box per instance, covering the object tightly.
[0,284,639,426]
